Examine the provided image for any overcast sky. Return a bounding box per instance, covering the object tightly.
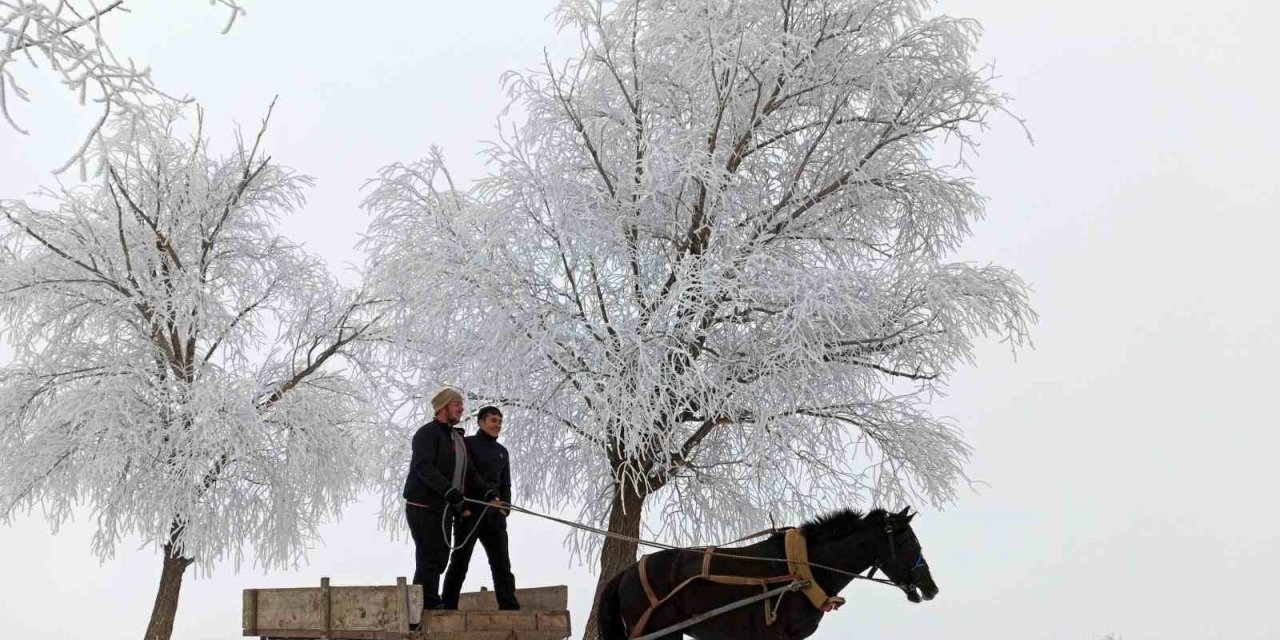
[2,1,1278,639]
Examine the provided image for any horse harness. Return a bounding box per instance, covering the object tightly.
[628,528,846,638]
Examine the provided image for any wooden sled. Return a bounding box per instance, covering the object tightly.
[242,578,571,640]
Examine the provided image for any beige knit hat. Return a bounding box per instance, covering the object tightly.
[431,387,464,413]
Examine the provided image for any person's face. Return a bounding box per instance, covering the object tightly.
[440,399,464,425]
[478,413,503,438]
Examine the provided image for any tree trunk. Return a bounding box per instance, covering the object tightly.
[143,543,192,640]
[582,484,648,640]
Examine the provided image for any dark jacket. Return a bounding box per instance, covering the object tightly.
[463,431,511,503]
[403,420,496,511]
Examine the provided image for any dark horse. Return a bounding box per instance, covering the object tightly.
[597,507,938,640]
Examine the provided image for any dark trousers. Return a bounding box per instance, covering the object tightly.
[441,511,519,610]
[406,504,452,608]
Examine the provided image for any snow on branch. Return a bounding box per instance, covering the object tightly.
[1,0,247,175]
[0,103,386,570]
[363,0,1034,555]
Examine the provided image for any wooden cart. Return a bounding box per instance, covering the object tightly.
[242,579,572,640]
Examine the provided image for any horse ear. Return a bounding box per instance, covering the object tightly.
[897,506,910,518]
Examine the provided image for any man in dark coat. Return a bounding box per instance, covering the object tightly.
[403,388,500,610]
[441,406,521,610]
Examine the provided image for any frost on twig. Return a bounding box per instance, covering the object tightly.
[0,102,386,571]
[362,0,1035,557]
[0,0,247,176]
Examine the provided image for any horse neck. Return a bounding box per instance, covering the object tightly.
[806,528,879,596]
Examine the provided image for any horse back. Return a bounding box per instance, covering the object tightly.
[645,534,790,591]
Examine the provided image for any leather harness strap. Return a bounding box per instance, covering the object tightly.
[638,552,660,607]
[626,530,839,639]
[784,529,846,612]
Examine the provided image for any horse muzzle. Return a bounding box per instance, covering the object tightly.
[903,578,939,603]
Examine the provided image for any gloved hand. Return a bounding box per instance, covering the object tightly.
[445,488,469,517]
[480,490,508,516]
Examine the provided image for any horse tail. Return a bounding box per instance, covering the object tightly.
[597,570,628,640]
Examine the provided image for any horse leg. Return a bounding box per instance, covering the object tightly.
[597,570,632,640]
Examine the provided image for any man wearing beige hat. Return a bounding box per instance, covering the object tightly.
[403,387,500,610]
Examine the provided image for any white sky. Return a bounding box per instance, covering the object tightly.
[2,1,1278,639]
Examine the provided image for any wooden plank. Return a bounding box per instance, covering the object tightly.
[251,582,570,635]
[254,587,322,630]
[424,630,571,640]
[242,589,258,635]
[245,623,571,640]
[409,586,424,624]
[321,577,332,639]
[409,584,423,625]
[465,611,540,632]
[396,577,410,634]
[331,587,416,631]
[254,585,415,632]
[419,610,467,633]
[418,609,568,634]
[242,628,405,639]
[457,585,568,611]
[535,610,571,633]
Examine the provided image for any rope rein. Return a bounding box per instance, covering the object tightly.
[461,497,899,588]
[441,502,495,552]
[627,581,808,640]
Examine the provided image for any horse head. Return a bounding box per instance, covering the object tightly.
[871,507,939,603]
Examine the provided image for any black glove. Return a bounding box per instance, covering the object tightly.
[445,488,464,505]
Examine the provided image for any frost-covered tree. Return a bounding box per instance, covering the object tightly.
[361,0,1033,633]
[0,104,383,640]
[1,0,246,174]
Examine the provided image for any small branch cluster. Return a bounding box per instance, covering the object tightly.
[1,0,247,175]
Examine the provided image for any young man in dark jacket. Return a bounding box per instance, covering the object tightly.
[403,388,500,610]
[441,406,521,610]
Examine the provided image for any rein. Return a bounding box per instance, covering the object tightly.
[440,502,494,552]
[463,497,901,589]
[627,580,808,640]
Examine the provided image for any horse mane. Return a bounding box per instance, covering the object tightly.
[797,507,890,543]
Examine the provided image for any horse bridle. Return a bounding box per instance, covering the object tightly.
[865,519,928,597]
